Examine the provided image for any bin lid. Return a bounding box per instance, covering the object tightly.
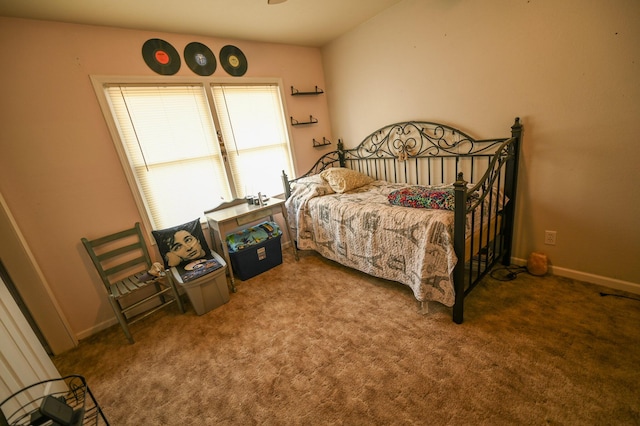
[226,221,281,253]
[171,250,226,285]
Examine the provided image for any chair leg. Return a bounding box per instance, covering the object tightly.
[109,297,134,344]
[153,282,167,305]
[167,275,185,314]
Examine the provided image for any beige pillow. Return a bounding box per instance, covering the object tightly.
[319,168,374,193]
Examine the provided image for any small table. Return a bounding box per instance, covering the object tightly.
[204,197,298,293]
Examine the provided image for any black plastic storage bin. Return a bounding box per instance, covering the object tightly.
[226,221,283,280]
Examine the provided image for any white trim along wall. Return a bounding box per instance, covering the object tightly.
[512,257,640,295]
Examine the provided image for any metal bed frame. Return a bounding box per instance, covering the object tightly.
[283,117,522,323]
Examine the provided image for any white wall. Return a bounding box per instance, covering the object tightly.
[321,0,640,287]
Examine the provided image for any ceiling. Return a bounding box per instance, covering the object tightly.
[0,0,403,47]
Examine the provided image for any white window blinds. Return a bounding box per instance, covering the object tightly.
[211,84,293,198]
[102,82,294,230]
[105,85,231,229]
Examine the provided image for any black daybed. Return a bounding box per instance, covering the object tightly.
[282,118,522,323]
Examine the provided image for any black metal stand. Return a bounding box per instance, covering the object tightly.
[0,375,109,425]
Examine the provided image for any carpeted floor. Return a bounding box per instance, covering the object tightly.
[52,250,640,425]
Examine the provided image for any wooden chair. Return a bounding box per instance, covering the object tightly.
[81,222,185,343]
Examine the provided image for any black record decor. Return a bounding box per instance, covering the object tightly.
[142,38,180,75]
[184,42,216,76]
[220,45,248,77]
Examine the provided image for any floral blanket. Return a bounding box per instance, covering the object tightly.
[285,176,458,307]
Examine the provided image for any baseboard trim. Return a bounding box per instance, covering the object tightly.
[512,257,640,295]
[76,318,118,340]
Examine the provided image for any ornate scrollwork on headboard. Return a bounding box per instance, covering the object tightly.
[349,121,482,162]
[283,118,519,199]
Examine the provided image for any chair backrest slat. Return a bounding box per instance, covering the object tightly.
[95,242,145,263]
[103,256,148,277]
[88,227,138,247]
[81,223,152,292]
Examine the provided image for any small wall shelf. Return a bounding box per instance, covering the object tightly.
[291,86,324,96]
[313,137,331,147]
[291,115,318,126]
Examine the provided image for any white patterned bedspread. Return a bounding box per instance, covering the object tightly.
[285,177,458,307]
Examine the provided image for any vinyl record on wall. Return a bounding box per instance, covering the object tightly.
[142,38,181,75]
[184,42,216,76]
[220,45,248,77]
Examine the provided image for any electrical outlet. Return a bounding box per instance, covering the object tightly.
[544,230,557,245]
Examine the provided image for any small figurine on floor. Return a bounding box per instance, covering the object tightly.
[137,262,166,283]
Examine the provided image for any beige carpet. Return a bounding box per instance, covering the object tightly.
[53,250,640,425]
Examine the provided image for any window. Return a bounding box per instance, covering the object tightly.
[211,85,292,200]
[97,79,295,229]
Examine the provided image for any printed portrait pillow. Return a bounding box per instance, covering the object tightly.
[152,218,211,269]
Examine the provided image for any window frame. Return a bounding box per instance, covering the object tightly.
[90,75,298,236]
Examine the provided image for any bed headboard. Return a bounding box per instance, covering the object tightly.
[283,117,522,202]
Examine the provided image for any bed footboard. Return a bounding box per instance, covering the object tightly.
[452,118,522,323]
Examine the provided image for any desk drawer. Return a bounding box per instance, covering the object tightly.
[235,208,275,226]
